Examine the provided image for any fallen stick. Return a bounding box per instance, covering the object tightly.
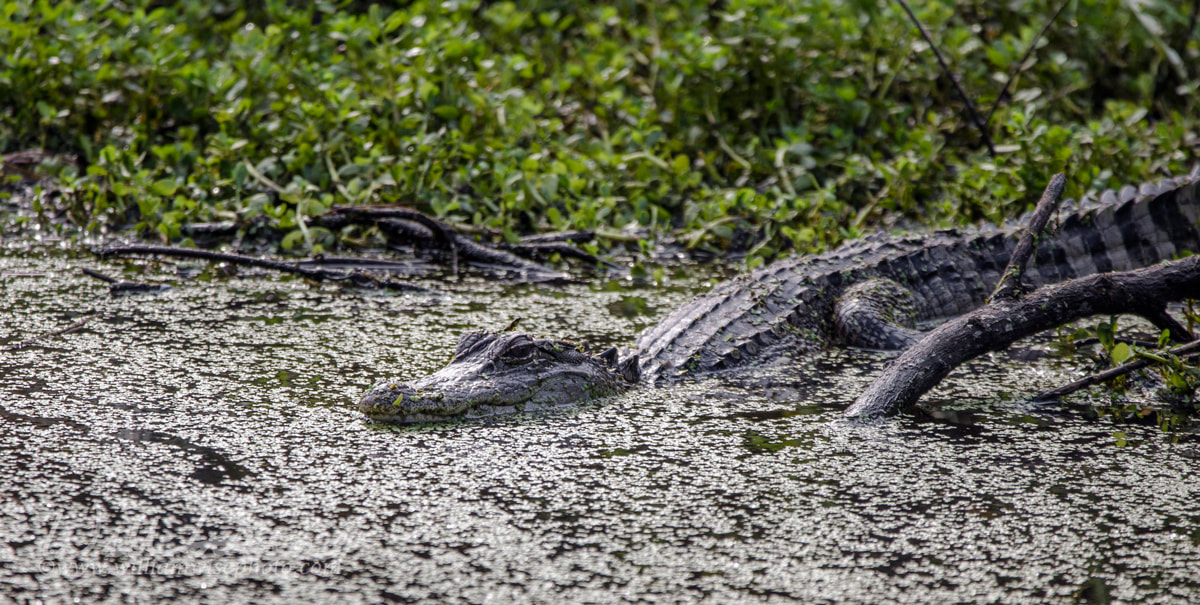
[2,312,97,352]
[375,219,572,282]
[94,245,426,292]
[846,256,1200,417]
[847,174,1200,417]
[502,241,619,269]
[1070,336,1162,350]
[81,268,169,294]
[293,256,431,274]
[1033,339,1200,401]
[519,231,595,244]
[316,206,587,280]
[322,206,460,277]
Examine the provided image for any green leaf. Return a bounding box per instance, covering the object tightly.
[1167,371,1189,390]
[150,179,178,197]
[1111,342,1132,364]
[1113,431,1128,448]
[672,154,689,175]
[1157,329,1170,349]
[539,175,558,202]
[417,80,439,102]
[137,197,159,218]
[432,105,460,120]
[281,229,305,251]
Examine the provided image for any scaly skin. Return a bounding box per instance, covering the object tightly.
[634,172,1200,379]
[360,172,1200,423]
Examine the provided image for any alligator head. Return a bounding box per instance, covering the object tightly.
[358,330,641,423]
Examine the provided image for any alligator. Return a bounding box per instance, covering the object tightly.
[359,170,1200,423]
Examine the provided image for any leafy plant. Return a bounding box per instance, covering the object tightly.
[0,0,1196,257]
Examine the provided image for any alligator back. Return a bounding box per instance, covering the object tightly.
[634,172,1200,381]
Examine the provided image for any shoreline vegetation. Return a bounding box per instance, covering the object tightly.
[1,0,1197,265]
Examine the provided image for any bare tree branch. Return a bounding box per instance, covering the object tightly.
[989,173,1065,302]
[846,257,1200,418]
[2,313,97,352]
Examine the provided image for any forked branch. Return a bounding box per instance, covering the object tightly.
[847,175,1200,417]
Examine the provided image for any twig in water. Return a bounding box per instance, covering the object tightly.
[293,256,432,275]
[81,268,117,283]
[502,242,619,269]
[1072,336,1162,350]
[984,0,1070,127]
[2,312,98,352]
[316,206,587,282]
[519,231,595,245]
[1034,338,1200,401]
[893,0,996,156]
[81,268,170,295]
[380,221,571,283]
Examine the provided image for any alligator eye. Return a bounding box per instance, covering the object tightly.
[500,342,538,365]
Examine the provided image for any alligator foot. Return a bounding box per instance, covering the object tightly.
[833,278,922,350]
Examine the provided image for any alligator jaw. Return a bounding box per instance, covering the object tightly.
[357,382,475,423]
[357,378,541,424]
[358,330,631,424]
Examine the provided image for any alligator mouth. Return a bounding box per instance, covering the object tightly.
[357,381,579,424]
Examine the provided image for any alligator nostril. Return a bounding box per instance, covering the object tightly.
[390,382,414,393]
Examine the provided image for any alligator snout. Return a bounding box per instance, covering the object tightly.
[357,379,460,423]
[357,381,416,413]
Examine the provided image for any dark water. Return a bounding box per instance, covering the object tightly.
[2,240,1199,604]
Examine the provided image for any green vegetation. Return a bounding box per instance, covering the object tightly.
[1,0,1197,261]
[1054,313,1200,428]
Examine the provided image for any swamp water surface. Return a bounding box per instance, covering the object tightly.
[2,240,1200,604]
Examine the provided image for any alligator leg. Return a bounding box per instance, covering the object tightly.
[834,278,923,350]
